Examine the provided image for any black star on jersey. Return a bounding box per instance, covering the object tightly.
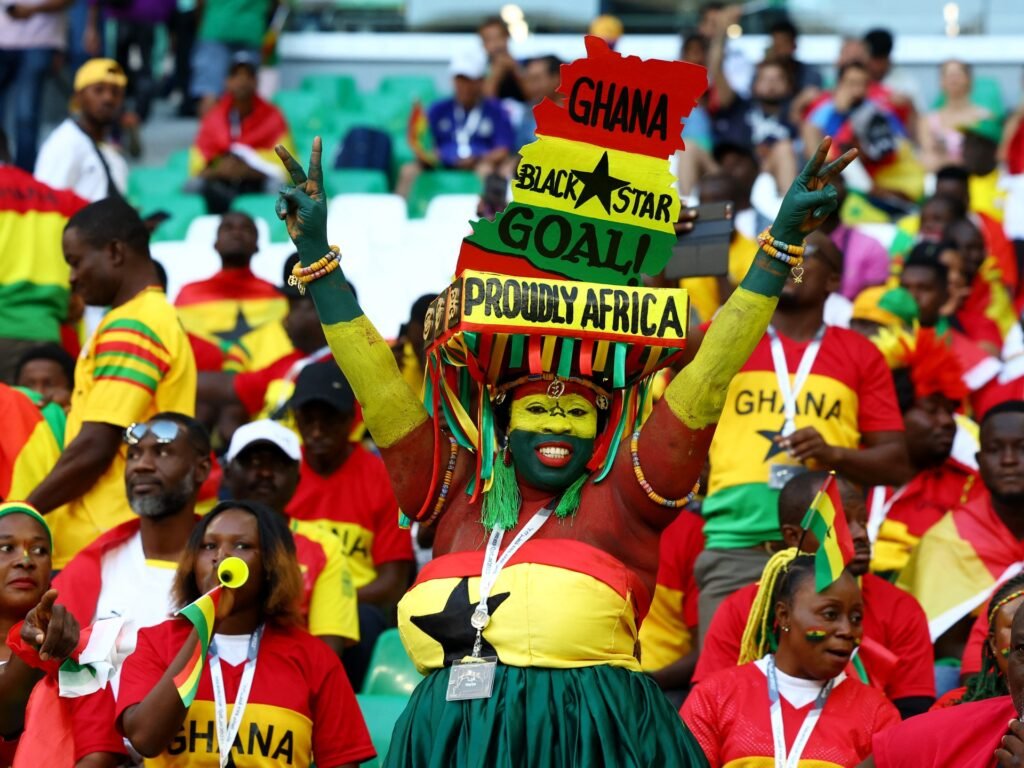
[218,307,254,344]
[572,151,629,214]
[757,421,789,461]
[410,577,510,666]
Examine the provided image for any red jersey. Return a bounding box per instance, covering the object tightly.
[872,694,1016,768]
[117,620,375,768]
[638,510,703,671]
[233,349,304,416]
[683,662,900,768]
[694,574,935,700]
[287,445,410,589]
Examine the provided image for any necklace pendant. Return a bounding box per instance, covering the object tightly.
[470,607,490,630]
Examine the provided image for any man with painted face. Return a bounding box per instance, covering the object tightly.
[694,470,935,718]
[272,131,857,764]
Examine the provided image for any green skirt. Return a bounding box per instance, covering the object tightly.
[382,664,709,768]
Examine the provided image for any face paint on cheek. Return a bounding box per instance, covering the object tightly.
[805,628,828,643]
[507,430,595,492]
[508,394,598,440]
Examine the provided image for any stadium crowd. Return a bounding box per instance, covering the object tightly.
[5,1,1024,767]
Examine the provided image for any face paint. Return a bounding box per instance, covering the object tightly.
[804,628,827,643]
[508,393,598,439]
[508,430,594,492]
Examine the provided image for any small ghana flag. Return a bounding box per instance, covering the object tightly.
[173,586,223,706]
[800,473,856,592]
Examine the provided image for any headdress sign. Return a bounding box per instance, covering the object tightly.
[417,37,708,509]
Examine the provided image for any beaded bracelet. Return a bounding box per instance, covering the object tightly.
[758,228,805,257]
[422,435,459,525]
[630,430,699,509]
[758,241,802,266]
[287,247,341,295]
[756,229,806,283]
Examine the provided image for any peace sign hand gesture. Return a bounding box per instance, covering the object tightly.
[771,137,858,244]
[275,137,330,258]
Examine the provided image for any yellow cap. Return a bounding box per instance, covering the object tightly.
[588,14,624,42]
[73,58,127,92]
[851,286,900,328]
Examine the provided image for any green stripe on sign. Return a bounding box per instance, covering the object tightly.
[467,203,677,286]
[93,365,158,392]
[103,318,166,350]
[95,350,167,376]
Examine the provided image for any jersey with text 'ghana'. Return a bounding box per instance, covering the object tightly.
[117,620,374,768]
[683,662,900,768]
[702,326,902,549]
[50,287,196,568]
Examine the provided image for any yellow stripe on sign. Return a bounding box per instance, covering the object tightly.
[515,135,680,232]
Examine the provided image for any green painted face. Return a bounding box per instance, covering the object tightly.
[507,393,597,491]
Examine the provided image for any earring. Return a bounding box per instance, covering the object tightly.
[782,625,791,633]
[502,440,512,467]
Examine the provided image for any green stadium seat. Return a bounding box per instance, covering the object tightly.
[355,694,409,767]
[128,166,188,200]
[273,90,322,131]
[363,92,413,135]
[231,194,289,242]
[377,75,437,106]
[361,629,423,696]
[164,148,191,173]
[300,73,361,111]
[407,170,481,218]
[324,169,389,195]
[150,195,206,242]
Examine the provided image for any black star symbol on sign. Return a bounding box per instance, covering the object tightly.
[410,577,511,666]
[218,307,254,344]
[572,151,630,215]
[757,421,789,461]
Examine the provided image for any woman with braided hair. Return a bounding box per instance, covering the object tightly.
[931,571,1024,708]
[682,549,899,768]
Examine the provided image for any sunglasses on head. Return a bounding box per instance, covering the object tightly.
[124,420,181,445]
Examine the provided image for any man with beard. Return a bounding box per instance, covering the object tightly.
[51,412,210,692]
[695,231,910,639]
[899,402,1024,652]
[695,470,936,718]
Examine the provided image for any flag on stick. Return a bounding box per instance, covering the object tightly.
[172,586,222,706]
[800,473,856,591]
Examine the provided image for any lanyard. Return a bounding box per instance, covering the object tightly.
[209,625,264,768]
[767,325,825,437]
[766,655,833,768]
[454,104,484,160]
[469,503,554,657]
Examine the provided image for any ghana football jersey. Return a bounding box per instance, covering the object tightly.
[682,660,900,768]
[117,621,375,767]
[638,510,703,671]
[49,287,196,568]
[702,325,903,549]
[287,446,411,589]
[290,519,359,643]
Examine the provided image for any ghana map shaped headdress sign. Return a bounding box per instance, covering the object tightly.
[422,37,707,501]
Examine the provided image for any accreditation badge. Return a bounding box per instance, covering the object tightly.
[446,656,498,701]
[768,463,806,490]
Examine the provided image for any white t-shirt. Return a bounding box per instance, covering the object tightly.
[755,655,847,708]
[94,532,177,693]
[34,118,129,202]
[212,633,252,666]
[0,1,67,50]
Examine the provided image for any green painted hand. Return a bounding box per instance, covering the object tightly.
[770,137,858,245]
[275,137,330,262]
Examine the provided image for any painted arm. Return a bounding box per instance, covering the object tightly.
[628,140,857,515]
[274,140,434,509]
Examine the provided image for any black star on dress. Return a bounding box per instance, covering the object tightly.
[218,307,254,344]
[410,577,510,666]
[572,151,630,214]
[757,421,790,461]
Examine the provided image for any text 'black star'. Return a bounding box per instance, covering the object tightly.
[410,577,510,666]
[572,151,629,215]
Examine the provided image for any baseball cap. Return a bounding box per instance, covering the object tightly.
[290,361,355,414]
[228,50,260,76]
[450,48,487,79]
[74,58,127,92]
[225,419,301,464]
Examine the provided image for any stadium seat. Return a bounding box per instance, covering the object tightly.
[355,694,410,767]
[407,171,481,218]
[164,148,192,173]
[424,193,478,224]
[231,194,289,242]
[327,193,407,249]
[361,629,423,696]
[150,195,206,242]
[363,92,413,135]
[300,73,361,111]
[272,89,322,130]
[185,213,272,249]
[325,169,389,195]
[377,75,437,105]
[128,166,188,201]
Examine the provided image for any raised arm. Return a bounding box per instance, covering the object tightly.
[274,140,434,508]
[627,139,857,512]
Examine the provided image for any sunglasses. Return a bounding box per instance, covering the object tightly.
[124,420,182,445]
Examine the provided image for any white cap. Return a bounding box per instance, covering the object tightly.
[449,47,487,79]
[225,419,301,464]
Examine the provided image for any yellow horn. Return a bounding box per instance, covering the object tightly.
[217,556,249,588]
